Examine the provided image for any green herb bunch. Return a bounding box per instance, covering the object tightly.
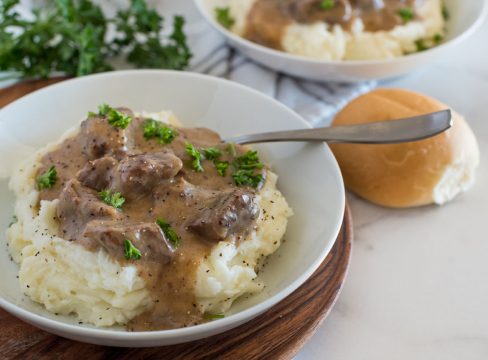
[0,0,192,80]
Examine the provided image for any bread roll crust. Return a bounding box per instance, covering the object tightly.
[330,88,479,208]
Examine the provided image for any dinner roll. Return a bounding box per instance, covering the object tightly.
[330,88,479,208]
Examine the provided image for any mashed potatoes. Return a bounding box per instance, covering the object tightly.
[210,0,446,61]
[6,111,292,328]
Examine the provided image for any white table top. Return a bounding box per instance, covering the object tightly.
[296,18,488,360]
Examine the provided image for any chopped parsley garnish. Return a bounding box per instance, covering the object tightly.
[202,147,222,161]
[98,190,126,210]
[442,4,450,20]
[433,33,444,43]
[156,218,181,248]
[232,169,264,188]
[36,166,57,190]
[215,7,235,29]
[8,215,17,228]
[185,142,204,172]
[90,103,132,129]
[142,119,178,144]
[320,0,335,10]
[204,312,225,320]
[231,150,264,188]
[415,39,429,52]
[216,161,229,176]
[397,7,414,22]
[98,103,111,116]
[187,145,228,175]
[185,143,264,185]
[124,239,141,260]
[233,150,264,171]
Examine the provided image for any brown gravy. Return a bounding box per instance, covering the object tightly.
[244,0,420,50]
[37,108,264,330]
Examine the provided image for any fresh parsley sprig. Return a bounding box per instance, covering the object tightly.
[0,0,192,80]
[36,166,57,190]
[143,119,178,144]
[99,189,126,210]
[157,218,181,248]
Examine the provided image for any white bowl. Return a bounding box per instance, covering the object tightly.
[193,0,488,82]
[0,70,345,347]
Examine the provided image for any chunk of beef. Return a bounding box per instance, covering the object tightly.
[82,220,175,263]
[79,108,134,160]
[111,152,183,198]
[188,189,259,241]
[57,179,123,242]
[77,156,118,190]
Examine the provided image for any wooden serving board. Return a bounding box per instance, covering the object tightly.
[0,79,353,360]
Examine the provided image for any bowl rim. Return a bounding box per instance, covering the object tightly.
[193,0,488,66]
[0,69,345,342]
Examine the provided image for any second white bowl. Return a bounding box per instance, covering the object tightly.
[194,0,488,82]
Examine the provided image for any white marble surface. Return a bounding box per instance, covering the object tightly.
[296,18,488,360]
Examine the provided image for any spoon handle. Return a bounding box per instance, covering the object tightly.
[226,110,452,145]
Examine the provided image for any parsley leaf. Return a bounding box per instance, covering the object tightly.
[215,7,235,29]
[320,0,335,10]
[232,169,264,188]
[156,218,181,248]
[0,0,192,80]
[415,39,429,52]
[231,150,264,188]
[442,4,450,20]
[142,119,178,144]
[433,33,444,44]
[98,103,111,116]
[106,110,132,129]
[91,104,132,129]
[233,150,264,170]
[397,7,414,22]
[36,166,57,190]
[204,313,225,320]
[124,239,141,260]
[185,142,204,172]
[99,189,126,210]
[216,161,229,176]
[202,147,222,161]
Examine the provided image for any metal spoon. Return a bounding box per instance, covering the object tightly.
[226,110,452,145]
